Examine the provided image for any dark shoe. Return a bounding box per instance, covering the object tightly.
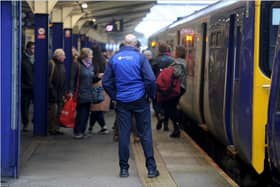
[163,122,169,131]
[163,127,169,131]
[22,128,30,132]
[119,169,129,177]
[169,131,180,138]
[55,131,64,135]
[98,128,109,135]
[156,122,162,130]
[49,131,58,135]
[148,169,160,178]
[88,127,93,133]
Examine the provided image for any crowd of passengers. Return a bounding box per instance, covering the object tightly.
[21,34,187,178]
[21,37,186,139]
[21,36,186,139]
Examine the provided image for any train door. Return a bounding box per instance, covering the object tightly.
[267,26,280,183]
[229,8,245,156]
[1,1,21,177]
[225,8,244,147]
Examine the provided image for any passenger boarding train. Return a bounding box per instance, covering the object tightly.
[149,0,280,183]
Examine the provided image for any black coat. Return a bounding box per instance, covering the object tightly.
[48,59,66,103]
[21,52,34,93]
[153,54,174,77]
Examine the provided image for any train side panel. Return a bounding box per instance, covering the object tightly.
[204,13,231,144]
[179,22,207,124]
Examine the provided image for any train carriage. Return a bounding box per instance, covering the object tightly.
[149,0,279,177]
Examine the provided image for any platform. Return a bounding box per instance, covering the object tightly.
[6,110,238,187]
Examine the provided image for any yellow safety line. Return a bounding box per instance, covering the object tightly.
[131,137,177,187]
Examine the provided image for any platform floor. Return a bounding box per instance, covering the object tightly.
[7,110,238,187]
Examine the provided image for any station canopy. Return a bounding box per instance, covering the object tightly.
[22,0,218,41]
[135,0,219,37]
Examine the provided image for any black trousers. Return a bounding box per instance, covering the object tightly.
[90,111,105,128]
[74,102,91,135]
[21,91,33,128]
[162,97,180,132]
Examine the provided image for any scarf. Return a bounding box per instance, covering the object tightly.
[82,59,92,68]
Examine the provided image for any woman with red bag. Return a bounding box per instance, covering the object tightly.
[69,48,94,139]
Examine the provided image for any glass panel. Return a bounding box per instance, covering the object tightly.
[272,8,280,25]
[260,2,280,77]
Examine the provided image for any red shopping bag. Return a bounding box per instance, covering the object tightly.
[59,97,76,128]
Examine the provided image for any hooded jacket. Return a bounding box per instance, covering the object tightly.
[102,46,156,102]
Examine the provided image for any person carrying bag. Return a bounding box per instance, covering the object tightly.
[59,62,80,129]
[69,48,95,139]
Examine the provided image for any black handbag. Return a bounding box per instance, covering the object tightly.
[91,86,104,104]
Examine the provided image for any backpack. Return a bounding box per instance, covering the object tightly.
[156,67,181,103]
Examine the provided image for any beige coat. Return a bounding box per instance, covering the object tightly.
[90,80,111,112]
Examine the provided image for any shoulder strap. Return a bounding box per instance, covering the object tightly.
[49,59,55,85]
[74,63,80,99]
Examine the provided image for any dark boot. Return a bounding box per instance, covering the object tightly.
[156,121,163,130]
[163,120,169,131]
[169,130,180,138]
[170,122,180,138]
[156,113,163,130]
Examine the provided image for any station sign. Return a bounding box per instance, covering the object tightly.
[37,27,46,39]
[105,19,123,32]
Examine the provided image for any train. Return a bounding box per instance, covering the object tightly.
[149,0,280,184]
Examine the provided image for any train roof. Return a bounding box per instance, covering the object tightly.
[149,0,243,38]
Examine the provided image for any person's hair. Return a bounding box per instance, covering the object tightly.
[124,34,137,47]
[53,48,65,58]
[158,43,169,54]
[26,41,34,49]
[79,48,92,60]
[119,42,125,49]
[92,44,106,74]
[136,40,141,49]
[175,45,186,59]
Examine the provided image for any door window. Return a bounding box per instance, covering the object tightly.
[260,2,280,77]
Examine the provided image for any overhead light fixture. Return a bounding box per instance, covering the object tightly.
[81,3,88,9]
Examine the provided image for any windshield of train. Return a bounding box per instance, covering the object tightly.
[260,1,280,77]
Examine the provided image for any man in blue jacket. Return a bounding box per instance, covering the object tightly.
[103,34,159,178]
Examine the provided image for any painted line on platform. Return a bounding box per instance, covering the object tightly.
[132,138,177,187]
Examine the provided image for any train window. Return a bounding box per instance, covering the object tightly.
[272,8,280,25]
[210,32,216,46]
[216,31,222,46]
[260,2,280,77]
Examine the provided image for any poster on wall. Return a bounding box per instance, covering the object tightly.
[25,28,34,45]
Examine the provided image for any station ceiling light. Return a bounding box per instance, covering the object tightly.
[81,3,88,9]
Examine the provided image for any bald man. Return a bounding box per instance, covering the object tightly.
[103,34,159,178]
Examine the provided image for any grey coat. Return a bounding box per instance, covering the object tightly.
[70,61,94,104]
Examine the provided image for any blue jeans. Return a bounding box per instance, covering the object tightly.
[74,102,90,135]
[117,97,157,171]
